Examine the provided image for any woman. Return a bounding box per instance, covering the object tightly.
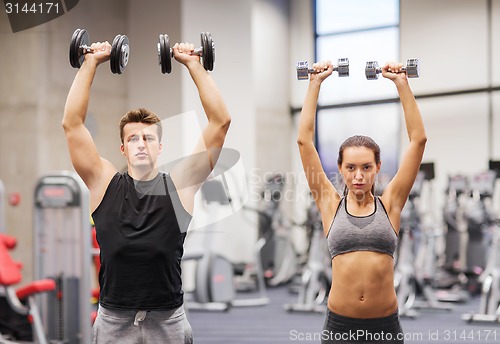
[297,60,427,344]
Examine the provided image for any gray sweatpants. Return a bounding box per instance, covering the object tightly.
[92,304,193,344]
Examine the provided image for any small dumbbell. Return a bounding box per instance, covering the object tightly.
[296,58,349,80]
[365,59,419,80]
[69,28,130,74]
[158,32,215,74]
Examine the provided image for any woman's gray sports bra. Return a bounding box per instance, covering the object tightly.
[327,197,398,259]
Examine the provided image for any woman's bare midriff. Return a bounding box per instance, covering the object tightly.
[328,251,398,318]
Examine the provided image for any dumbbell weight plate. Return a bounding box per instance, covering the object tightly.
[207,33,215,71]
[159,34,172,74]
[69,28,81,68]
[117,35,130,74]
[110,34,129,74]
[365,61,380,80]
[406,58,419,78]
[110,35,120,74]
[201,32,215,71]
[336,58,349,77]
[69,28,89,68]
[201,32,209,71]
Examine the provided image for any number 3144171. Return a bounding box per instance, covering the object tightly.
[5,2,60,14]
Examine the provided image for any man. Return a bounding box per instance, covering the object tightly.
[62,39,231,343]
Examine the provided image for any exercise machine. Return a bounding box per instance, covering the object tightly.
[284,201,331,313]
[417,165,469,304]
[256,174,298,287]
[395,171,424,318]
[462,170,500,323]
[443,171,497,295]
[442,174,469,276]
[184,179,269,311]
[395,169,454,318]
[464,171,496,274]
[0,179,5,233]
[33,171,92,344]
[0,233,56,344]
[462,218,500,323]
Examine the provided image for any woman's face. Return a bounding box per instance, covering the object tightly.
[338,146,380,196]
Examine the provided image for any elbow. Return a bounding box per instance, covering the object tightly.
[62,115,82,133]
[221,114,231,132]
[410,135,427,150]
[224,114,231,127]
[417,135,427,147]
[214,114,231,135]
[297,137,312,147]
[410,128,427,147]
[297,128,314,147]
[61,118,70,132]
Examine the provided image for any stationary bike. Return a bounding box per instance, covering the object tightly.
[241,174,299,287]
[395,171,454,317]
[462,218,500,323]
[462,170,500,323]
[184,179,269,311]
[284,201,331,313]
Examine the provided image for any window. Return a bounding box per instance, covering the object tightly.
[314,0,401,177]
[317,104,400,180]
[317,27,399,104]
[316,0,399,35]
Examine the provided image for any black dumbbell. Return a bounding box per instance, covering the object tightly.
[296,58,349,80]
[158,32,215,74]
[365,59,419,80]
[69,28,130,74]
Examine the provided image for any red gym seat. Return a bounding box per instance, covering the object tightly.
[0,233,55,344]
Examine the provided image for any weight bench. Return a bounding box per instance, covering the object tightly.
[0,233,55,344]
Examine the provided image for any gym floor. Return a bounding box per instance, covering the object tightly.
[189,286,499,344]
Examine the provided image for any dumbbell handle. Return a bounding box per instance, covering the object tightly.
[305,66,343,74]
[80,43,129,57]
[79,45,94,54]
[168,46,204,57]
[373,66,408,74]
[305,67,323,75]
[192,47,203,56]
[79,44,121,55]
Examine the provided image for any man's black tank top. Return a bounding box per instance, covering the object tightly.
[92,172,192,310]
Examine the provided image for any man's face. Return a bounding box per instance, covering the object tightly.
[121,122,162,169]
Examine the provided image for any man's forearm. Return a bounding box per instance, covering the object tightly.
[63,60,98,128]
[187,62,230,124]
